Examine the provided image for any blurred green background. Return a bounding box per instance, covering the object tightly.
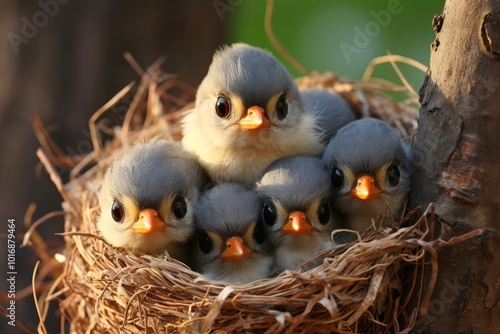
[225,0,444,98]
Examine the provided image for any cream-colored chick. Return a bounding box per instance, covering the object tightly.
[97,139,207,260]
[322,118,411,232]
[182,43,325,184]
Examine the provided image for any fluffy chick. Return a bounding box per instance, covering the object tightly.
[256,156,341,273]
[322,118,411,232]
[97,139,207,261]
[182,43,325,184]
[191,183,273,284]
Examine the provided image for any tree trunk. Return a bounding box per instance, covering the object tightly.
[409,0,500,332]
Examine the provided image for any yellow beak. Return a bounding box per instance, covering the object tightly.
[283,211,313,235]
[220,236,252,261]
[238,106,269,130]
[132,208,166,234]
[351,175,381,200]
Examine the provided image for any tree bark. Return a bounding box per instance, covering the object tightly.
[409,0,500,332]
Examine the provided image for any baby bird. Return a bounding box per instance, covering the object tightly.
[256,156,341,273]
[182,43,325,184]
[300,88,357,144]
[97,139,207,260]
[322,118,411,232]
[191,183,273,284]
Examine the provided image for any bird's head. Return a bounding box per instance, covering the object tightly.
[256,156,340,249]
[193,43,304,149]
[191,183,273,283]
[97,140,205,254]
[323,118,411,215]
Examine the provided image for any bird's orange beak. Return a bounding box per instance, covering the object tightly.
[238,106,269,130]
[220,236,252,261]
[283,211,313,235]
[132,208,166,234]
[351,175,381,200]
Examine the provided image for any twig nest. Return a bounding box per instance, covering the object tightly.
[32,70,444,333]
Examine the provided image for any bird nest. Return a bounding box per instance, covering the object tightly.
[27,57,479,333]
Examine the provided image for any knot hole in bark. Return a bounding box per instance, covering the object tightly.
[480,13,500,59]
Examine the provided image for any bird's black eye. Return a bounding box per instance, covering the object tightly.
[261,204,276,226]
[331,167,344,188]
[198,231,214,254]
[387,163,401,187]
[215,96,231,118]
[172,196,187,219]
[252,221,266,245]
[276,95,288,120]
[317,202,331,225]
[111,200,125,223]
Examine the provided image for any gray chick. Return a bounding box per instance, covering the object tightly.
[322,118,411,232]
[256,156,341,273]
[191,183,273,284]
[97,139,207,261]
[301,88,357,144]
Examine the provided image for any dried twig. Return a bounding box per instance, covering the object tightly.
[362,54,427,83]
[265,0,309,76]
[88,81,135,159]
[32,261,48,334]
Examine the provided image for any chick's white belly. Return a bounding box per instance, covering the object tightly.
[186,138,323,184]
[209,148,281,184]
